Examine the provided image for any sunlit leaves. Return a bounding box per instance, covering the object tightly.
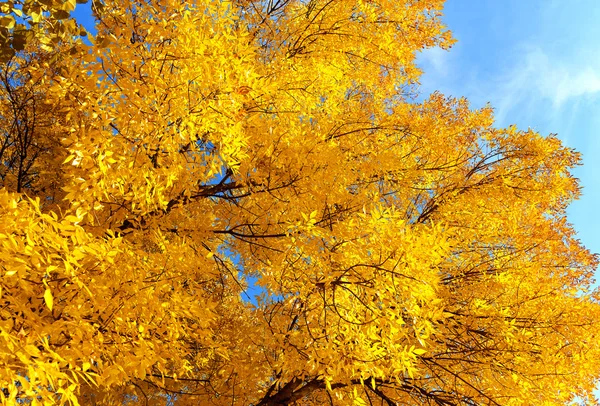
[0,0,598,405]
[0,0,89,60]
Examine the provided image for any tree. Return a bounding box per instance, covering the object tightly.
[0,0,599,405]
[0,0,92,61]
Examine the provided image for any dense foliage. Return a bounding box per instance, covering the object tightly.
[0,1,599,405]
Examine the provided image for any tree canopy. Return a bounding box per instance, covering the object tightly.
[0,0,92,61]
[0,0,599,405]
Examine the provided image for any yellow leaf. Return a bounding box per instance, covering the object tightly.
[44,288,53,311]
[30,11,42,23]
[0,16,15,29]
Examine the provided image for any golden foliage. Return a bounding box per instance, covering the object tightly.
[0,0,598,405]
[0,0,90,61]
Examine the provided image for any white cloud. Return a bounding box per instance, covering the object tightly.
[418,46,452,78]
[524,48,600,107]
[491,46,600,125]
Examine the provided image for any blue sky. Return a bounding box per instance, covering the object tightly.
[417,0,600,267]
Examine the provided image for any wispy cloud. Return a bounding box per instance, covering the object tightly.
[518,47,600,107]
[417,38,600,147]
[418,46,452,79]
[487,46,600,126]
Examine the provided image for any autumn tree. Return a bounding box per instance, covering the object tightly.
[0,0,94,61]
[0,0,599,405]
